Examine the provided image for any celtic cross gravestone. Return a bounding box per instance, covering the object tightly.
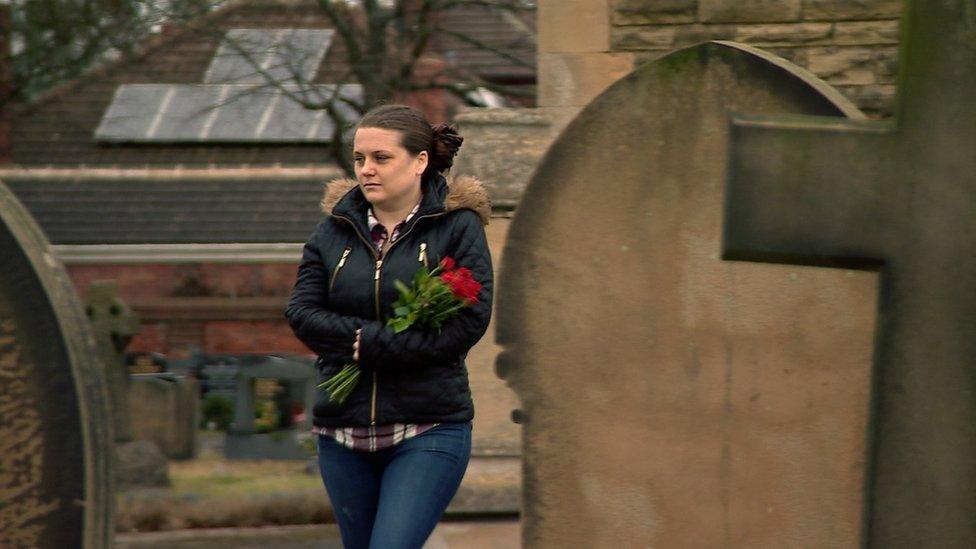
[87,280,140,443]
[723,1,975,546]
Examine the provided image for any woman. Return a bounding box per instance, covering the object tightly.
[285,104,492,548]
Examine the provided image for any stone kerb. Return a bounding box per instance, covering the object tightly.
[0,178,114,548]
[497,42,878,547]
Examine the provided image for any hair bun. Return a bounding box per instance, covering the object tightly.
[430,123,464,173]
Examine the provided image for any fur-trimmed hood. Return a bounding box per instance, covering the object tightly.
[320,174,491,226]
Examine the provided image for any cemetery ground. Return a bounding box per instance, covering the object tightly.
[114,430,520,548]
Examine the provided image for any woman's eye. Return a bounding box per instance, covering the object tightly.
[354,157,364,164]
[375,156,389,162]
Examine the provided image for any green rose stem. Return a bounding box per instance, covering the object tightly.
[318,364,360,404]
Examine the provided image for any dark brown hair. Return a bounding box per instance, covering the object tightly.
[356,104,464,176]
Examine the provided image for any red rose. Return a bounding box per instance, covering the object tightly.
[440,257,456,272]
[441,266,480,304]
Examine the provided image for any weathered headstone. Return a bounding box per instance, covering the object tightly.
[722,2,975,547]
[86,280,140,442]
[0,179,113,547]
[129,373,199,460]
[497,42,879,547]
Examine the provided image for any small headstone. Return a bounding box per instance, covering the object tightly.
[130,374,200,460]
[113,439,170,489]
[126,352,167,375]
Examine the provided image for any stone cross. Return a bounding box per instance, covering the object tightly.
[86,281,140,443]
[722,1,975,547]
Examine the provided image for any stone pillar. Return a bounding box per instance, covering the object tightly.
[537,0,635,134]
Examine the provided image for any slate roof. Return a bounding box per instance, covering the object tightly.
[9,0,537,168]
[3,172,334,244]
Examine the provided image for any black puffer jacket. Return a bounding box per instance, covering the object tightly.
[285,172,493,427]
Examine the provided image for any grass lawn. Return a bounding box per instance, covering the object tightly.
[170,457,322,499]
[116,431,332,532]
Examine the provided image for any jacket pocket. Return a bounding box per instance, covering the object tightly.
[328,247,352,292]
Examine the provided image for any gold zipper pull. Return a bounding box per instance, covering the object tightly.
[418,242,427,263]
[374,259,383,280]
[329,247,353,292]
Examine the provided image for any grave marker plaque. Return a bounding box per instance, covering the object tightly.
[723,1,976,546]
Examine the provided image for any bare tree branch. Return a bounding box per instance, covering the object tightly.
[395,0,436,85]
[432,26,534,70]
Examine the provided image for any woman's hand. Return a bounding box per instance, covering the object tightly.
[353,328,361,362]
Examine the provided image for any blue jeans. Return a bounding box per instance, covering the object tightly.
[316,422,472,549]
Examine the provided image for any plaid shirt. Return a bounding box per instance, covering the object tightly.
[314,197,438,451]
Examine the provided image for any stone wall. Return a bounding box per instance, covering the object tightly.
[453,108,553,210]
[540,0,902,120]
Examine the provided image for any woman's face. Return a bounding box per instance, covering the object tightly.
[353,127,428,210]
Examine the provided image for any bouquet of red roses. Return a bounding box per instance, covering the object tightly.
[319,257,481,404]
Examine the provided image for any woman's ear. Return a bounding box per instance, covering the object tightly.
[416,150,429,176]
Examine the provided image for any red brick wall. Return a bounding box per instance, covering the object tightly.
[67,262,315,357]
[205,321,309,355]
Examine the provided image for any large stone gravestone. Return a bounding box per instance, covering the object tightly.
[723,1,975,547]
[497,42,879,547]
[0,180,113,547]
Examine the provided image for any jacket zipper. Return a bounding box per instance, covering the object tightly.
[333,211,446,426]
[328,247,352,292]
[371,259,383,425]
[333,214,380,425]
[367,213,444,426]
